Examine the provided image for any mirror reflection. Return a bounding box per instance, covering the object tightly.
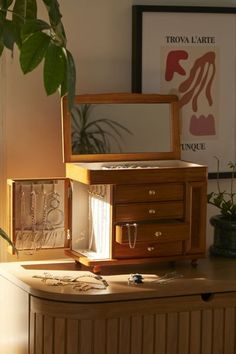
[71,103,171,155]
[61,93,180,162]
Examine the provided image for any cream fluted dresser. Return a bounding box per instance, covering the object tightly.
[1,257,236,354]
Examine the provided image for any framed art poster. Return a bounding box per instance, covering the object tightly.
[132,6,236,178]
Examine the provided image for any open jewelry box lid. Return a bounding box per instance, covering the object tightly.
[61,93,206,184]
[61,93,181,163]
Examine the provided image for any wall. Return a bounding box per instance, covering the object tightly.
[1,0,235,260]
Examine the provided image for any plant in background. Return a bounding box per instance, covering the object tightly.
[0,0,76,109]
[207,157,236,220]
[71,103,133,154]
[0,0,75,253]
[0,227,18,254]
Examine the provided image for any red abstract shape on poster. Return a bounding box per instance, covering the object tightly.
[165,50,188,81]
[179,51,216,112]
[190,114,216,136]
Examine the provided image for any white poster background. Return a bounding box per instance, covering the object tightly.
[142,11,236,173]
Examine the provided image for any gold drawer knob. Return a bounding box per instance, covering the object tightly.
[154,231,162,237]
[148,190,156,196]
[149,209,156,214]
[147,246,155,252]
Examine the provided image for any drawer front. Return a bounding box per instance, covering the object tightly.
[116,223,189,244]
[113,241,183,259]
[114,183,184,203]
[115,201,184,222]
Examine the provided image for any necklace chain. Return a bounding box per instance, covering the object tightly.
[125,223,137,249]
[33,272,109,291]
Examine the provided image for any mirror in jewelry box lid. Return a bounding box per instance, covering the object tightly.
[7,178,71,259]
[61,92,181,164]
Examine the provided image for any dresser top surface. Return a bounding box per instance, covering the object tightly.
[0,257,236,303]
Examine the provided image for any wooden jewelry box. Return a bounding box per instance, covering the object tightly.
[61,93,207,271]
[8,93,207,271]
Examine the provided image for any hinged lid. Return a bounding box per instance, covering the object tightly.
[61,93,181,163]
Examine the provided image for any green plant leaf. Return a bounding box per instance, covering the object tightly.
[0,17,3,38]
[213,193,224,206]
[0,41,4,55]
[223,200,233,210]
[21,19,51,40]
[0,0,14,11]
[42,0,62,26]
[20,31,50,73]
[13,0,37,26]
[231,204,236,215]
[0,0,12,24]
[65,49,76,110]
[42,0,66,46]
[44,42,66,95]
[2,18,21,50]
[207,192,214,203]
[228,161,236,169]
[54,21,66,46]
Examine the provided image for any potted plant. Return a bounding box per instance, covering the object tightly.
[207,157,236,257]
[0,0,76,109]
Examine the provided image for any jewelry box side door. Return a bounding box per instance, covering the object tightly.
[7,178,71,259]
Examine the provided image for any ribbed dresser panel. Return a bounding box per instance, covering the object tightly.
[30,293,236,354]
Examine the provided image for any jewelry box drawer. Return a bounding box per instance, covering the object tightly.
[113,241,183,259]
[116,223,189,244]
[115,201,184,222]
[114,183,184,203]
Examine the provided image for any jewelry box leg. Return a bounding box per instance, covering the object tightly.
[74,260,82,269]
[93,265,102,274]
